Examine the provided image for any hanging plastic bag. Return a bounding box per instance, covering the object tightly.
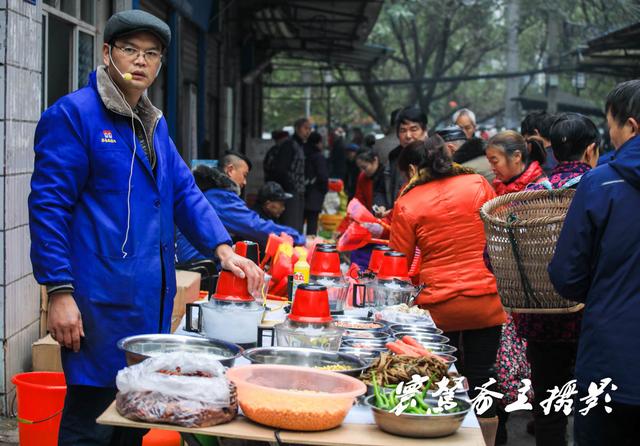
[115,352,237,427]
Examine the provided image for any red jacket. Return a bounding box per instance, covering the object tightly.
[390,173,506,332]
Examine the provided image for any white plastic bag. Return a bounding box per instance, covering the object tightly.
[374,304,436,326]
[115,352,235,427]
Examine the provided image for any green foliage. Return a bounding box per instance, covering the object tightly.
[262,0,640,132]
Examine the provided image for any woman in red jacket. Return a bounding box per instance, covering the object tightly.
[485,130,547,444]
[351,148,391,268]
[390,136,506,444]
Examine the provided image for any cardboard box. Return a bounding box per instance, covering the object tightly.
[39,286,48,338]
[32,334,63,372]
[172,270,202,332]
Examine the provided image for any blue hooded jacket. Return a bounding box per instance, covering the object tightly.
[29,68,231,387]
[175,167,304,263]
[549,135,640,405]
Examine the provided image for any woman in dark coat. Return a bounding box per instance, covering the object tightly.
[304,131,329,235]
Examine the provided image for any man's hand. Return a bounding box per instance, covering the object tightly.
[216,244,264,296]
[47,293,84,352]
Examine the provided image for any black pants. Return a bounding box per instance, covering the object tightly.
[445,325,502,418]
[574,390,640,446]
[280,193,304,233]
[527,340,577,446]
[59,385,148,446]
[304,210,320,235]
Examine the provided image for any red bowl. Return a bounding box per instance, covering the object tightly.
[289,283,332,323]
[377,251,410,281]
[368,245,393,273]
[309,248,341,277]
[212,270,253,301]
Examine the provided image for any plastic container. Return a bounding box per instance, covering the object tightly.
[377,252,410,281]
[368,245,392,273]
[12,372,66,446]
[226,364,366,431]
[309,247,341,277]
[292,251,310,298]
[289,283,331,323]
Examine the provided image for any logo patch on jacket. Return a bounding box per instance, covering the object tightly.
[101,130,116,144]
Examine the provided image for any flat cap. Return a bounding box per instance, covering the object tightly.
[258,182,293,203]
[104,10,171,48]
[436,126,467,142]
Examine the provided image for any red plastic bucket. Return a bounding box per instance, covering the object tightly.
[12,372,66,446]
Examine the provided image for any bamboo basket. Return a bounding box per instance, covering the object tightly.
[480,189,584,314]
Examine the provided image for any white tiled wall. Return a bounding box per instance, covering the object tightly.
[0,0,42,415]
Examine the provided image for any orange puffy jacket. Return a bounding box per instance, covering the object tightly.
[389,173,506,332]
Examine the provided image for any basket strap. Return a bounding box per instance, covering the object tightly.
[506,215,542,307]
[560,175,583,189]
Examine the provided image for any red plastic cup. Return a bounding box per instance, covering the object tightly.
[212,270,253,301]
[368,245,393,273]
[310,247,341,277]
[289,283,332,323]
[377,251,410,281]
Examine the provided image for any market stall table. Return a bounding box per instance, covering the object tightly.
[97,401,484,446]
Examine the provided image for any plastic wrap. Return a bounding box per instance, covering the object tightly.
[115,352,237,427]
[374,304,436,326]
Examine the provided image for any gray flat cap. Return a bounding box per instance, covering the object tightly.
[104,10,171,48]
[436,126,467,142]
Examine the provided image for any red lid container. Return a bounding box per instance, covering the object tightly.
[377,251,410,281]
[235,240,260,265]
[310,247,341,277]
[368,245,393,273]
[289,283,332,323]
[212,270,253,302]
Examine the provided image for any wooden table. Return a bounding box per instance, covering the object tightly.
[97,402,484,446]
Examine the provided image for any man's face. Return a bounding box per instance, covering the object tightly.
[225,160,250,189]
[346,151,356,161]
[103,32,163,94]
[264,200,286,219]
[607,110,638,150]
[398,120,427,147]
[296,121,312,142]
[456,114,476,139]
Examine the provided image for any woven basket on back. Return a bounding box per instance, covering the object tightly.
[480,189,584,314]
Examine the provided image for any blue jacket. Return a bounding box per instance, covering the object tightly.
[175,169,304,262]
[29,68,231,387]
[549,135,640,405]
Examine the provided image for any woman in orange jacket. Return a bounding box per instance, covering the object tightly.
[390,136,506,443]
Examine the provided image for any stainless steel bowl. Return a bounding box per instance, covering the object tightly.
[340,348,380,365]
[242,346,370,377]
[343,330,390,340]
[342,338,388,349]
[422,343,457,355]
[117,334,243,367]
[436,353,457,366]
[364,394,471,438]
[389,324,443,335]
[393,332,450,344]
[332,316,388,331]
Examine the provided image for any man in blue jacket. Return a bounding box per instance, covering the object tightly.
[28,10,262,446]
[549,80,640,445]
[176,154,305,263]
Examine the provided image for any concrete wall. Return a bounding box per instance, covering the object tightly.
[0,0,43,414]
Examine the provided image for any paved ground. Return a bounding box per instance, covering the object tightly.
[501,410,574,446]
[0,416,18,446]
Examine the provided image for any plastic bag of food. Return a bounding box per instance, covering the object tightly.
[374,304,436,326]
[115,352,237,427]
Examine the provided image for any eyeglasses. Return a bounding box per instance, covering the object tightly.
[113,45,162,63]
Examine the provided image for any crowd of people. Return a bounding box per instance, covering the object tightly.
[256,84,639,446]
